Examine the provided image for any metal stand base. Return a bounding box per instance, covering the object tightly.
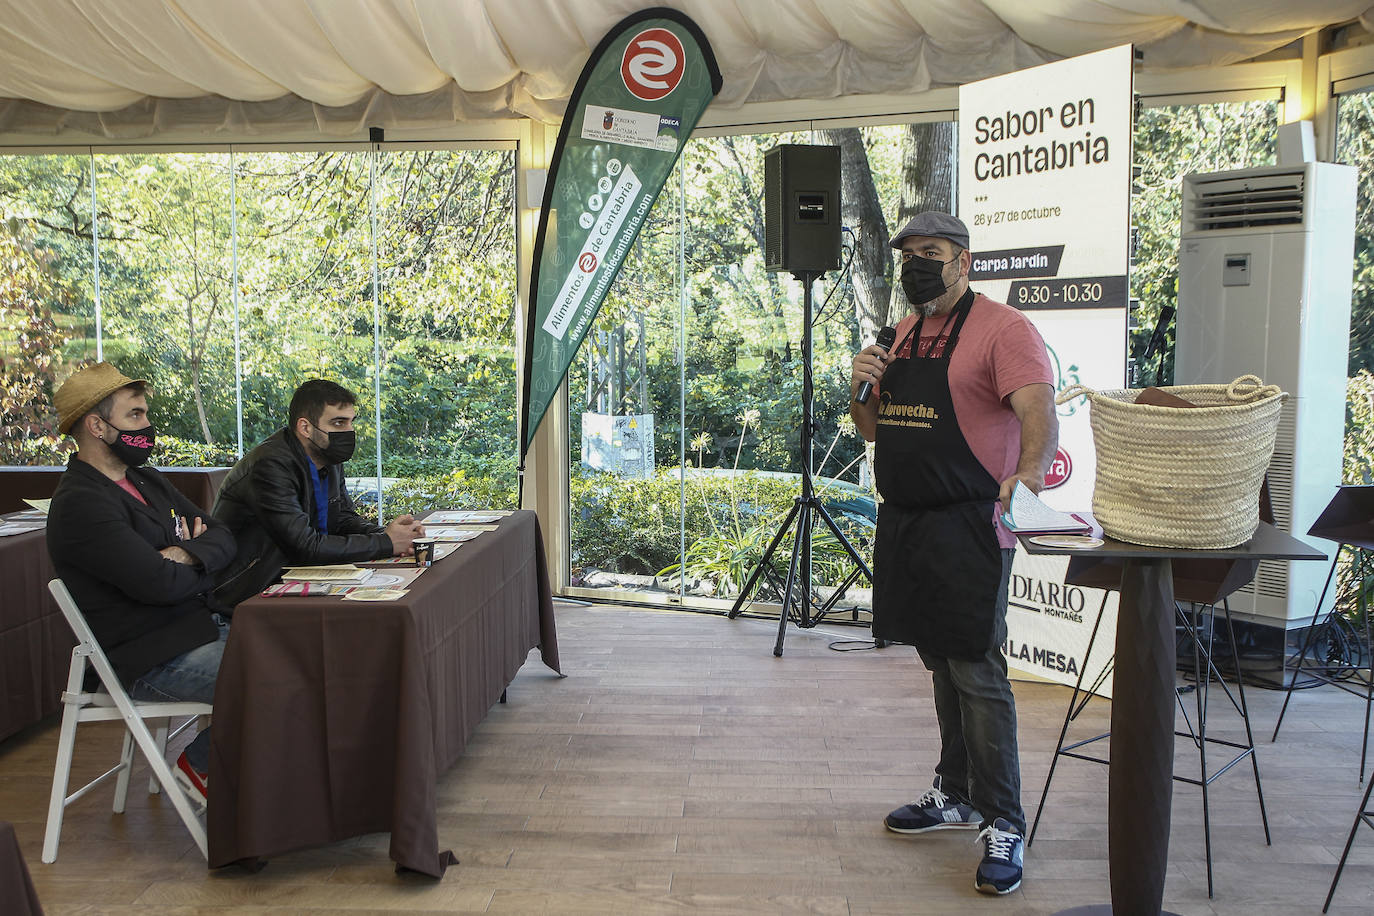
[724,269,873,655]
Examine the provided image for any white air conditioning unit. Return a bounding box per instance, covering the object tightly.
[1176,162,1356,628]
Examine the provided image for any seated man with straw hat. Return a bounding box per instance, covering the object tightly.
[45,361,236,806]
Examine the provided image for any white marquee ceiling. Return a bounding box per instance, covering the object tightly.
[0,0,1369,139]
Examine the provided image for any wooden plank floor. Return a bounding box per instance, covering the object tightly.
[3,601,1374,914]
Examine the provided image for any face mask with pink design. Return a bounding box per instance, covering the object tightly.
[104,423,156,467]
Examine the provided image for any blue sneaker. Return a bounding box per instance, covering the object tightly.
[885,776,982,834]
[975,817,1024,895]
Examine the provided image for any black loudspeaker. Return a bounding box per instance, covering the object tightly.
[764,144,842,274]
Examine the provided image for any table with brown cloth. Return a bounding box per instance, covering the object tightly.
[0,466,229,514]
[207,509,561,877]
[0,820,44,915]
[0,521,69,744]
[1023,522,1325,916]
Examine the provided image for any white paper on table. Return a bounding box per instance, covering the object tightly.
[280,564,373,584]
[423,510,507,524]
[423,527,483,542]
[0,522,46,536]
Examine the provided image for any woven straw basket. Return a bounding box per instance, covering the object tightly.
[1055,375,1287,549]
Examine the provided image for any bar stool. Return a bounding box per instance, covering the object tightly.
[1271,486,1374,777]
[1325,762,1374,911]
[1027,550,1270,899]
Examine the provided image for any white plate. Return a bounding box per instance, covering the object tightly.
[1029,535,1104,549]
[342,588,409,602]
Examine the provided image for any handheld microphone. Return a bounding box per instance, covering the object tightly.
[855,325,897,405]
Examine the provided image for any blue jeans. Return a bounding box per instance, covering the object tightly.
[915,549,1024,834]
[130,616,227,772]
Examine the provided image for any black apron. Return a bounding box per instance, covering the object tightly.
[872,290,1004,659]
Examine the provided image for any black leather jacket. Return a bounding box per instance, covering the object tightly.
[47,458,236,684]
[212,429,390,608]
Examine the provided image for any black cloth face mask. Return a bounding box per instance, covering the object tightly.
[310,423,357,464]
[900,254,957,306]
[104,423,156,467]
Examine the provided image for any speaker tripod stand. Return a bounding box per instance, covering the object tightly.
[727,269,875,656]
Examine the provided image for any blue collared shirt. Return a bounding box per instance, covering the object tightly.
[310,463,329,532]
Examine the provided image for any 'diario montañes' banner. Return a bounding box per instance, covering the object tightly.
[519,7,721,465]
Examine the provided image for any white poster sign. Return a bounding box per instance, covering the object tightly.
[958,44,1134,693]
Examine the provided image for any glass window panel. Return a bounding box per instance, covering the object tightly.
[372,147,519,514]
[1337,90,1374,378]
[93,152,237,468]
[0,153,95,465]
[1335,89,1374,485]
[568,160,685,595]
[1130,100,1278,385]
[231,150,376,490]
[567,121,959,610]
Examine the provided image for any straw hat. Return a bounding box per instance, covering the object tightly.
[54,362,146,434]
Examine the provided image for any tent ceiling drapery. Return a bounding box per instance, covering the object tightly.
[0,0,1370,140]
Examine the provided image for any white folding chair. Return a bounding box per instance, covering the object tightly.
[42,578,211,863]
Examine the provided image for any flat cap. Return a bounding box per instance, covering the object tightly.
[889,211,970,250]
[54,362,146,434]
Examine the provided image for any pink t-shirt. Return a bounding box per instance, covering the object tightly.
[884,293,1053,547]
[115,475,148,505]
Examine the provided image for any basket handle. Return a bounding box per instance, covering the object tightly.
[1226,374,1283,403]
[1056,383,1095,406]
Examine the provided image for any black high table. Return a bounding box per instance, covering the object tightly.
[1020,522,1325,916]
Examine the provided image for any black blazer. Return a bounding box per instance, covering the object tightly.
[45,458,236,685]
[212,429,389,608]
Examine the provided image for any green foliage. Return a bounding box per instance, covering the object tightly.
[570,466,872,592]
[660,506,874,596]
[0,224,73,463]
[152,435,239,468]
[569,469,688,577]
[1347,371,1374,485]
[1337,92,1374,376]
[374,468,518,522]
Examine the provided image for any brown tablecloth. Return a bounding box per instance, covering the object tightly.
[0,466,228,514]
[207,509,561,876]
[0,821,44,916]
[0,525,69,743]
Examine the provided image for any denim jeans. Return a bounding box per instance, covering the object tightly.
[915,549,1024,834]
[130,615,227,772]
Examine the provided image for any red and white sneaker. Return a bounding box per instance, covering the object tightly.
[174,750,208,808]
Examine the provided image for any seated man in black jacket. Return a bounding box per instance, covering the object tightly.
[46,362,236,806]
[213,379,422,608]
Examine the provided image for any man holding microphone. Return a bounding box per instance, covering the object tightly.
[850,211,1057,896]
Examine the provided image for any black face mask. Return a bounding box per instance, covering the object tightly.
[310,424,356,464]
[900,254,957,306]
[104,423,156,468]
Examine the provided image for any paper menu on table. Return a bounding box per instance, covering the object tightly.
[0,521,46,536]
[281,564,373,584]
[23,498,50,514]
[423,527,484,542]
[361,542,460,565]
[999,483,1091,534]
[423,510,510,524]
